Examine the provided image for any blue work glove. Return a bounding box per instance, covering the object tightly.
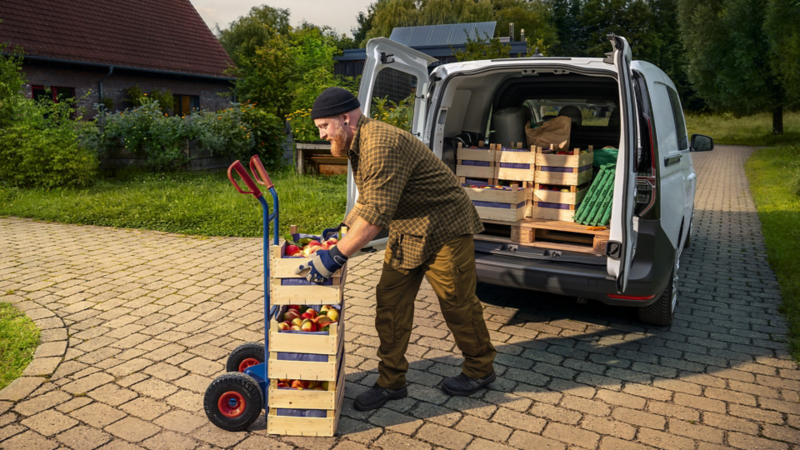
[295,245,348,284]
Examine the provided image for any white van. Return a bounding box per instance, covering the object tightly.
[348,35,714,326]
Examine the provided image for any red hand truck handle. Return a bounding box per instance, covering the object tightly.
[249,155,274,189]
[227,160,262,198]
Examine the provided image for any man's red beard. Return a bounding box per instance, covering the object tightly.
[329,120,351,157]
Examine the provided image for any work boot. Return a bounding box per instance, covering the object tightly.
[353,384,408,411]
[440,371,496,396]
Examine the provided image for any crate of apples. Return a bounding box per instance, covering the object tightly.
[284,237,339,258]
[276,305,339,333]
[275,379,330,390]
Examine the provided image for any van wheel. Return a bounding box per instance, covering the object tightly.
[638,255,678,326]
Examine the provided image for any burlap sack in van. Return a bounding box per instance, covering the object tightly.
[525,116,571,151]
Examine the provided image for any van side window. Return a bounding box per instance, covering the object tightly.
[666,87,688,150]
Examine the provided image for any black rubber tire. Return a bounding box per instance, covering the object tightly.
[204,372,263,431]
[638,255,678,326]
[226,342,265,373]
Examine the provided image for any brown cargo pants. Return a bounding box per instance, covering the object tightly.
[375,234,497,389]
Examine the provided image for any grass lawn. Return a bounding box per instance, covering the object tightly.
[685,111,800,147]
[0,168,347,238]
[745,145,800,360]
[0,302,40,390]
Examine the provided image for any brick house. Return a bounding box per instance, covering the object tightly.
[0,0,235,118]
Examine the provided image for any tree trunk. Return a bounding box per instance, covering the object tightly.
[773,106,783,135]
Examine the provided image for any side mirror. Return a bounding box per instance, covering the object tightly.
[691,134,714,152]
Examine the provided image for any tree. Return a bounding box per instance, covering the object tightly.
[453,34,512,61]
[232,31,296,118]
[765,0,800,110]
[217,5,291,66]
[679,0,785,133]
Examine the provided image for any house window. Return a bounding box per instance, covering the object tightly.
[32,85,75,103]
[173,95,199,116]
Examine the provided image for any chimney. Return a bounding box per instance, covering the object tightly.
[520,28,525,43]
[509,22,515,41]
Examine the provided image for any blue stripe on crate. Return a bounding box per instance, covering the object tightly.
[473,201,527,209]
[538,202,571,210]
[276,408,328,418]
[277,352,329,362]
[539,164,592,173]
[499,147,530,152]
[460,160,491,167]
[499,163,531,169]
[280,278,334,286]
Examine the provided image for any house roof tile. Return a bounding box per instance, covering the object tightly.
[0,0,234,77]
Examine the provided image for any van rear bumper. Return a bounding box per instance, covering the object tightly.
[474,219,675,307]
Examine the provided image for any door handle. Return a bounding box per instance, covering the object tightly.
[664,155,682,167]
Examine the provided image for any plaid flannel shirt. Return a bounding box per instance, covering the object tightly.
[344,116,483,269]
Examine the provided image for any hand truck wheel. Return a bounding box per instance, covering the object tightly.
[203,372,263,431]
[226,342,265,373]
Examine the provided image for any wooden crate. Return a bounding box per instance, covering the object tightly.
[456,143,495,179]
[495,144,535,183]
[475,218,610,256]
[271,241,346,306]
[268,334,344,381]
[535,146,594,186]
[268,378,340,410]
[462,181,530,222]
[269,305,344,354]
[530,203,577,221]
[267,360,346,437]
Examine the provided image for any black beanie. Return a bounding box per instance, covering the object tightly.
[311,87,361,119]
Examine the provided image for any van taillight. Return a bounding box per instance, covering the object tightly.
[635,114,658,219]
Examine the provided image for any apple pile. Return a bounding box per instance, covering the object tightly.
[538,184,572,193]
[466,184,507,190]
[284,237,339,258]
[276,379,330,390]
[276,305,340,332]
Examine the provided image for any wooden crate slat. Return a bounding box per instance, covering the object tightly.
[268,375,340,410]
[268,316,344,354]
[535,169,593,186]
[533,186,589,205]
[267,373,345,436]
[473,205,529,222]
[268,335,345,381]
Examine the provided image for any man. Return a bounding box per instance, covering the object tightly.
[297,87,496,411]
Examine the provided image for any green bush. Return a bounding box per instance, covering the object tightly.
[0,95,99,188]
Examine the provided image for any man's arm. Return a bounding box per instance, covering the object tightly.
[337,217,382,258]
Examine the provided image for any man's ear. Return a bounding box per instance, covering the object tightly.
[342,113,350,126]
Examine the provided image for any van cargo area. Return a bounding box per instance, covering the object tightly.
[434,70,622,259]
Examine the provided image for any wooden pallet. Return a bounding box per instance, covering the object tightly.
[267,356,346,437]
[475,218,610,256]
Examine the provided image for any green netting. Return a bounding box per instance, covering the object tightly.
[593,147,619,168]
[574,163,616,226]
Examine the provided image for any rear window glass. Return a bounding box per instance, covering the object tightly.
[524,100,616,127]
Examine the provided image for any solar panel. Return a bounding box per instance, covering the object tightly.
[448,23,475,45]
[428,24,454,46]
[407,25,435,47]
[474,22,496,42]
[389,27,413,46]
[389,22,497,47]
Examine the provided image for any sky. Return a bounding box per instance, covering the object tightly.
[190,0,374,36]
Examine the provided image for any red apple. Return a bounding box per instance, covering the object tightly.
[283,309,299,322]
[301,319,317,332]
[291,380,307,389]
[325,308,339,322]
[308,240,321,247]
[326,237,338,245]
[290,325,301,331]
[288,305,301,311]
[285,244,300,256]
[277,321,291,331]
[291,318,303,327]
[316,315,332,327]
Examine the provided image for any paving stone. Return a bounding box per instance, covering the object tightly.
[88,383,138,406]
[454,415,512,442]
[367,408,424,435]
[55,425,112,450]
[20,409,79,436]
[0,377,45,401]
[727,431,789,450]
[372,432,432,450]
[141,430,199,450]
[62,373,115,395]
[152,410,206,433]
[415,423,473,450]
[120,397,171,421]
[130,379,179,399]
[234,435,292,449]
[105,416,161,442]
[23,357,62,376]
[70,403,127,428]
[14,390,72,416]
[191,423,247,447]
[1,430,60,450]
[507,430,565,450]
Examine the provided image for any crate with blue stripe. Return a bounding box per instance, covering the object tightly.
[270,237,346,307]
[533,146,594,222]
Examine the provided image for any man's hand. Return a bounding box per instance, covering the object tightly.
[295,246,348,284]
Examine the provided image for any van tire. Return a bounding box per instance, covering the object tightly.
[638,255,678,326]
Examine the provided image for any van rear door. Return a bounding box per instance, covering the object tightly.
[346,38,437,250]
[607,35,638,293]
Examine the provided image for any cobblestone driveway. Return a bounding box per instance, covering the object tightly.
[1,145,798,450]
